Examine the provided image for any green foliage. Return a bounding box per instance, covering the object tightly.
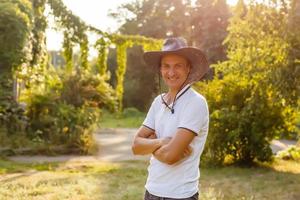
[276,145,300,161]
[123,46,158,111]
[288,0,300,60]
[280,0,300,106]
[0,0,32,69]
[0,101,27,136]
[60,71,116,111]
[80,34,89,70]
[0,0,33,150]
[30,0,47,66]
[109,0,193,38]
[0,0,163,155]
[95,38,110,76]
[47,0,91,74]
[26,96,99,154]
[0,72,14,103]
[108,35,162,112]
[115,41,128,113]
[23,69,117,154]
[198,1,298,166]
[62,31,74,74]
[196,75,295,165]
[47,0,98,40]
[1,63,117,154]
[47,0,162,112]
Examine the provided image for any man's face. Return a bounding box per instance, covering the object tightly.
[160,54,190,91]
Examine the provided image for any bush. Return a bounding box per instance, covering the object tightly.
[196,74,296,166]
[22,70,116,154]
[0,101,27,136]
[196,3,299,166]
[26,97,100,154]
[276,145,300,161]
[60,71,116,111]
[0,102,33,152]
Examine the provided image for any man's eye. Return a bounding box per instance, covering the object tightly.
[176,64,185,68]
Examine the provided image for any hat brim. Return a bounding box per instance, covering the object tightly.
[143,47,209,82]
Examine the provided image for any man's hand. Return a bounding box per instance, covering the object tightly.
[147,132,157,139]
[132,126,163,155]
[183,145,193,157]
[153,136,193,163]
[153,143,193,158]
[151,129,196,165]
[150,136,192,157]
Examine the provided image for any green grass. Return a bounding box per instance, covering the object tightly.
[0,158,300,200]
[99,108,146,128]
[0,157,59,174]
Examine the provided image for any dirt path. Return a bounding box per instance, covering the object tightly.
[8,128,296,163]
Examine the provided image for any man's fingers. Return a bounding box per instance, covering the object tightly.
[148,134,156,139]
[183,146,193,157]
[187,145,193,153]
[183,149,191,156]
[147,132,157,139]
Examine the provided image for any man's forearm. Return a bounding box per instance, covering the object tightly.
[153,145,175,165]
[153,145,186,165]
[132,137,162,155]
[152,145,170,163]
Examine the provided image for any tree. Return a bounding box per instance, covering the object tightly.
[198,1,298,165]
[191,0,231,64]
[111,0,193,39]
[0,0,32,104]
[284,0,300,105]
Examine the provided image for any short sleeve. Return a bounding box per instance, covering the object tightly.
[142,98,157,131]
[178,97,209,136]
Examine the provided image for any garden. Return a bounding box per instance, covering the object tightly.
[0,0,299,199]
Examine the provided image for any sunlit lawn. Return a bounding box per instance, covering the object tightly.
[1,111,299,199]
[99,109,145,128]
[1,158,300,200]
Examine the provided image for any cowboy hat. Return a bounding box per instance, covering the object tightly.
[143,37,209,82]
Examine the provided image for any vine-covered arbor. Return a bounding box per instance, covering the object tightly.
[21,0,163,111]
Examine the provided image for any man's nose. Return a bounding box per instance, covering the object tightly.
[167,67,176,76]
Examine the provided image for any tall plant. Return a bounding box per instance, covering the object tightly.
[0,0,32,103]
[198,0,298,165]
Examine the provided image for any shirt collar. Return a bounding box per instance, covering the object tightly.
[176,83,192,99]
[161,83,192,105]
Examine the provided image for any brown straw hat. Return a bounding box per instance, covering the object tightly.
[143,37,209,82]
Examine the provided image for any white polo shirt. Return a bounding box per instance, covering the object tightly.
[142,84,209,198]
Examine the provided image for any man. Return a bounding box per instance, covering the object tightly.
[132,37,209,200]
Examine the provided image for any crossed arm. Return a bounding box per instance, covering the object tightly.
[131,126,195,165]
